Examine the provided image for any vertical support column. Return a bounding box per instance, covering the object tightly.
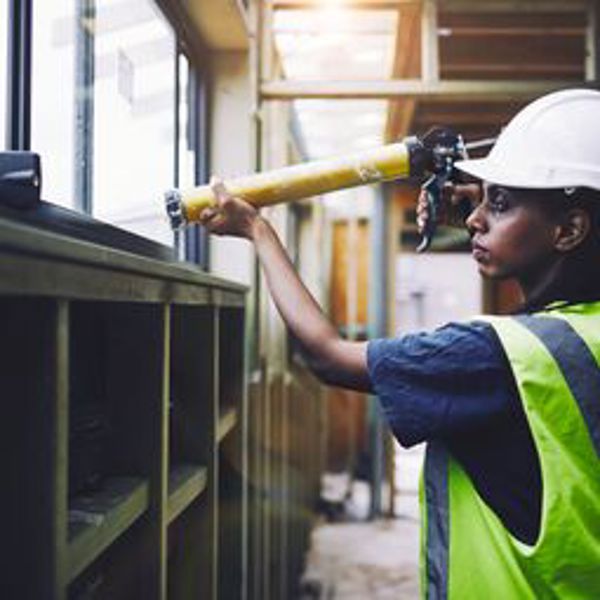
[247,2,262,597]
[280,372,290,600]
[586,0,599,80]
[368,188,388,518]
[346,215,359,477]
[158,305,170,600]
[369,184,402,518]
[261,0,275,95]
[421,0,439,84]
[261,363,271,600]
[347,215,359,340]
[212,306,221,600]
[185,65,211,269]
[54,300,70,600]
[6,0,32,150]
[386,189,403,517]
[240,305,250,600]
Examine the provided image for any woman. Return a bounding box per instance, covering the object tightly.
[200,88,600,598]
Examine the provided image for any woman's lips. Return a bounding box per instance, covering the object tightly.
[471,241,489,262]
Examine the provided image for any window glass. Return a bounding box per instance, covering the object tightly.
[0,0,7,149]
[178,53,195,189]
[31,2,77,206]
[93,0,176,246]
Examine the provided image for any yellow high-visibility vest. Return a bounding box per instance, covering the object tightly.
[421,303,600,599]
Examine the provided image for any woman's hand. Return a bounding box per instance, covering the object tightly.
[199,177,261,240]
[417,182,482,233]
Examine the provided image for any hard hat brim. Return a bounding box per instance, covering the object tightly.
[456,157,600,191]
[453,157,535,189]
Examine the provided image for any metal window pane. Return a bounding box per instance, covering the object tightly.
[92,0,176,247]
[0,0,7,149]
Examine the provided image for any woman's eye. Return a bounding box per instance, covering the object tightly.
[488,192,509,213]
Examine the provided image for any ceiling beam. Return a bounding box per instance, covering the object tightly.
[261,79,576,101]
[439,26,586,37]
[273,0,416,9]
[415,111,514,125]
[439,0,587,14]
[273,0,587,12]
[442,64,583,75]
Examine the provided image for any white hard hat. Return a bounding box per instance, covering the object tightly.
[455,88,600,191]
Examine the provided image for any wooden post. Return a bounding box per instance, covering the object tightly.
[586,0,599,80]
[421,0,440,84]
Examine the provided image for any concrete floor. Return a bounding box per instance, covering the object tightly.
[300,516,420,599]
[300,478,420,599]
[300,444,424,599]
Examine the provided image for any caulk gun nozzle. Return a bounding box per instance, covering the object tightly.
[165,189,186,230]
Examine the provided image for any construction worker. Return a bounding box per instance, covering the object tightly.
[200,88,600,598]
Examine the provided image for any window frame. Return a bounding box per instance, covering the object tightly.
[6,0,32,151]
[180,50,210,269]
[156,0,211,268]
[2,0,210,267]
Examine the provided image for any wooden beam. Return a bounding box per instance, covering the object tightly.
[439,0,587,14]
[422,0,439,83]
[261,79,576,100]
[273,23,395,34]
[586,0,600,80]
[439,26,586,36]
[385,3,421,141]
[273,0,416,9]
[415,111,513,125]
[442,64,583,75]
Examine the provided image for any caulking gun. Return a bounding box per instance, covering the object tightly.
[165,128,495,252]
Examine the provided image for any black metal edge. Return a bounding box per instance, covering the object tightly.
[0,200,178,262]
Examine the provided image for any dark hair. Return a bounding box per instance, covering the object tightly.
[538,187,600,235]
[519,187,600,313]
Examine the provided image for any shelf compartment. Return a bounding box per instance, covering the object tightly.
[67,476,149,582]
[218,307,245,414]
[217,406,238,443]
[168,464,208,523]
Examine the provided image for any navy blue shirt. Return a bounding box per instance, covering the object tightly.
[367,321,542,545]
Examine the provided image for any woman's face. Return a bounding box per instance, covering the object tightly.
[466,184,560,281]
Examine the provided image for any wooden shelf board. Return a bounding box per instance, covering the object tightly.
[168,464,208,523]
[67,477,149,582]
[217,406,238,443]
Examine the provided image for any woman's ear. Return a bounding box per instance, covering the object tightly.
[554,208,591,252]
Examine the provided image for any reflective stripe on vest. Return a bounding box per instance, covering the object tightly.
[515,314,600,456]
[424,441,449,600]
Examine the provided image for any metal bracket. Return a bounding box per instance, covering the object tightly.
[0,151,41,209]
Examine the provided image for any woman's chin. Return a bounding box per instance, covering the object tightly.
[475,262,500,279]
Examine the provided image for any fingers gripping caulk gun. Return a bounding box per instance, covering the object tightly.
[165,128,488,252]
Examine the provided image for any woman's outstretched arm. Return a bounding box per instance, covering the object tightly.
[200,179,372,393]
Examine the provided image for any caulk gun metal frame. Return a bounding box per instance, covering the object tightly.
[415,133,498,252]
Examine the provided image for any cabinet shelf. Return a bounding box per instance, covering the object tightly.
[217,406,238,443]
[168,464,208,523]
[68,477,149,582]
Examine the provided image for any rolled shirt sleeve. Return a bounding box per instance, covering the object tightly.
[367,321,516,447]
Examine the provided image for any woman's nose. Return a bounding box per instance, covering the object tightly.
[466,202,487,235]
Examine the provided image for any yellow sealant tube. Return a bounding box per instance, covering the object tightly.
[165,141,413,229]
